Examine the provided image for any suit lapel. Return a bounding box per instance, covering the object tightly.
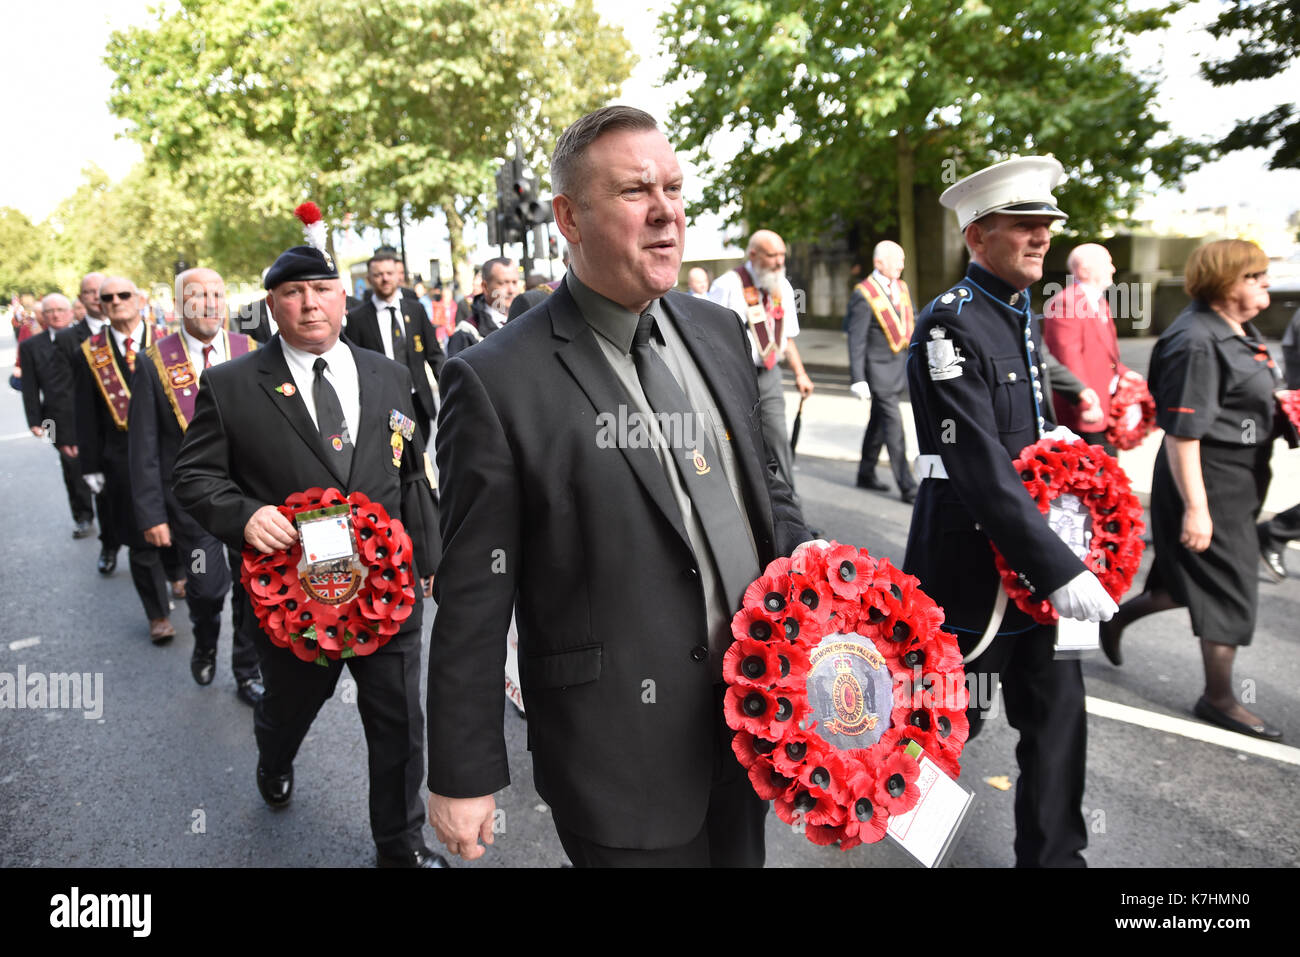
[348,302,383,353]
[660,293,776,542]
[256,337,344,482]
[549,287,692,550]
[349,346,388,488]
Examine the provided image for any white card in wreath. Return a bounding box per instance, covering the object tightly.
[298,513,355,567]
[1048,493,1092,563]
[1054,615,1099,658]
[886,750,975,868]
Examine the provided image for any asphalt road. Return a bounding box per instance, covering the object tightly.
[1,348,1297,871]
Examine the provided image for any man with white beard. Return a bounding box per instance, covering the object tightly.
[709,229,814,497]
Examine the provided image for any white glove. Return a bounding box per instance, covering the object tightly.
[792,538,831,559]
[1049,571,1117,622]
[849,381,871,401]
[83,472,105,494]
[1041,425,1081,444]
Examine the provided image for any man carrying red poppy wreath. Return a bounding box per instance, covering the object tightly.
[173,239,444,868]
[902,157,1117,867]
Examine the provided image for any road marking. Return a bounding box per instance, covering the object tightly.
[8,637,41,651]
[1086,695,1300,766]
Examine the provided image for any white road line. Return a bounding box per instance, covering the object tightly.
[1085,695,1300,766]
[8,637,41,651]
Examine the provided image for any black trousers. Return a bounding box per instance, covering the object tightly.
[248,619,425,858]
[858,387,916,493]
[554,684,767,867]
[1261,503,1300,546]
[171,520,259,681]
[961,624,1087,868]
[57,447,93,524]
[128,545,176,621]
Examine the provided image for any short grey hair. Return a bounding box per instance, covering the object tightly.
[551,105,660,205]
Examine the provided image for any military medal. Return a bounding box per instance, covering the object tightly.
[413,334,424,353]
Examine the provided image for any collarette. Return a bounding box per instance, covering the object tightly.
[565,270,648,355]
[966,262,1031,313]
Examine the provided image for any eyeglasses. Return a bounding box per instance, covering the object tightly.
[100,291,135,302]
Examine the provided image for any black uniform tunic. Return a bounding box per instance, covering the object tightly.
[1146,301,1290,645]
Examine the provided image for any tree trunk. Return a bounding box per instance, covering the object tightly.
[897,130,917,293]
[443,202,466,295]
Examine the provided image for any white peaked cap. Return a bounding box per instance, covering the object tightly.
[940,156,1068,230]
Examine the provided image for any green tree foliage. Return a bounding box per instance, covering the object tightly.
[105,0,633,278]
[0,208,60,298]
[1201,0,1300,170]
[660,0,1205,276]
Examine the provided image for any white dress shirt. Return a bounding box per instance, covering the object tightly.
[181,327,226,373]
[86,315,106,336]
[280,337,361,444]
[108,318,145,358]
[371,293,403,360]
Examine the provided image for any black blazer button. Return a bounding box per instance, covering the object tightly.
[683,566,698,579]
[690,646,708,662]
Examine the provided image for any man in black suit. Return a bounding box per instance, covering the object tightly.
[129,268,264,703]
[847,240,919,503]
[19,293,93,537]
[445,257,518,356]
[345,251,445,441]
[172,245,445,868]
[426,106,809,867]
[66,275,184,641]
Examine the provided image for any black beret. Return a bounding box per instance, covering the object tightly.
[264,245,339,290]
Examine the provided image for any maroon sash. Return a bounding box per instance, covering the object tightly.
[81,328,150,431]
[149,331,256,431]
[735,265,784,369]
[856,276,914,354]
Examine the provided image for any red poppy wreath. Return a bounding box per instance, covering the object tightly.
[724,542,967,850]
[994,437,1145,625]
[1105,376,1157,451]
[241,487,417,665]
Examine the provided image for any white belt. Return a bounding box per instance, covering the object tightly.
[914,454,948,480]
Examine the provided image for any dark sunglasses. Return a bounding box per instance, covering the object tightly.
[100,291,134,302]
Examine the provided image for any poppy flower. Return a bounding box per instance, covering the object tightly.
[742,562,794,619]
[842,767,890,844]
[748,760,794,801]
[789,577,835,625]
[874,750,921,816]
[730,605,782,644]
[723,638,783,689]
[731,730,779,769]
[824,544,874,600]
[770,727,827,778]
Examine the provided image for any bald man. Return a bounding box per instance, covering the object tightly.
[128,268,264,701]
[709,229,814,497]
[19,294,93,536]
[1042,243,1137,455]
[686,267,711,298]
[846,240,919,503]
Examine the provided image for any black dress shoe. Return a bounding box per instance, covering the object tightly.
[190,651,217,686]
[900,487,917,505]
[237,678,265,706]
[256,765,293,807]
[72,520,94,539]
[1099,617,1123,666]
[377,845,449,869]
[1193,696,1283,741]
[1260,543,1286,583]
[97,549,117,575]
[855,473,890,492]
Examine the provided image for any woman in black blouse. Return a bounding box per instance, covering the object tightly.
[1101,239,1292,740]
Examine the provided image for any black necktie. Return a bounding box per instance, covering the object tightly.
[312,357,353,480]
[631,311,755,609]
[387,306,407,365]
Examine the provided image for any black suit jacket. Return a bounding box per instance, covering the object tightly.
[345,298,446,427]
[127,335,254,539]
[229,299,273,343]
[426,282,808,849]
[18,331,75,441]
[171,338,440,609]
[845,282,909,396]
